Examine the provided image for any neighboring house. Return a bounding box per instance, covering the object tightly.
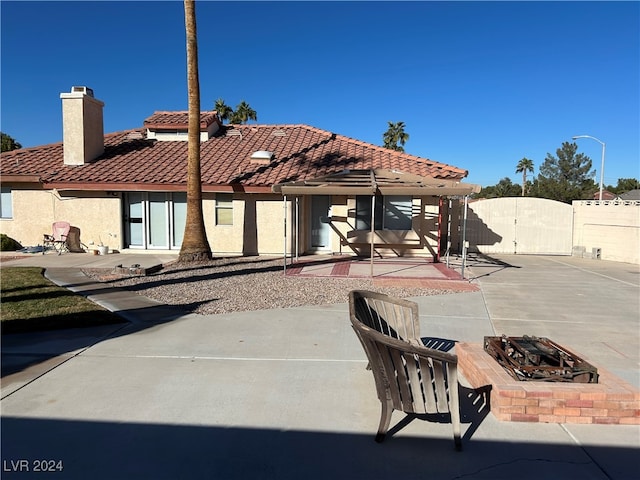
[592,190,617,201]
[0,86,478,259]
[616,189,640,201]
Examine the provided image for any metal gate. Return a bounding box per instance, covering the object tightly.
[465,197,572,255]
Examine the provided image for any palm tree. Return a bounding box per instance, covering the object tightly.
[230,100,257,124]
[515,157,534,196]
[179,0,212,263]
[382,121,409,152]
[214,98,233,123]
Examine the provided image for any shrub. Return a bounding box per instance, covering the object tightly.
[0,234,23,251]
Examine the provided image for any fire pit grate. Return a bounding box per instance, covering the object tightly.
[484,335,599,383]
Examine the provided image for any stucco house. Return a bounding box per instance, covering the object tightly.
[0,86,478,259]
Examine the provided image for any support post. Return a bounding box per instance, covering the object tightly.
[283,195,287,274]
[461,195,468,279]
[370,193,375,277]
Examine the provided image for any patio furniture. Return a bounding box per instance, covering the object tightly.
[349,290,422,346]
[43,221,71,255]
[349,290,462,450]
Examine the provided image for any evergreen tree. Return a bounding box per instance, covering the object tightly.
[532,142,596,203]
[1,132,22,152]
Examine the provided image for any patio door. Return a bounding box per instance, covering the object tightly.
[124,192,186,250]
[310,195,331,250]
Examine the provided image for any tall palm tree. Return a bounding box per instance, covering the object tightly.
[382,121,409,152]
[214,98,233,123]
[230,100,258,124]
[516,157,534,197]
[179,0,212,263]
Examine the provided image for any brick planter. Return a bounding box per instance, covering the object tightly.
[456,342,640,424]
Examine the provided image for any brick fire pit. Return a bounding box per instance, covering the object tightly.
[456,342,639,424]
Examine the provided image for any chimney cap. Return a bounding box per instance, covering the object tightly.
[71,86,94,97]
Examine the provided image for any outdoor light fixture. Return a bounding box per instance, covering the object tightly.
[572,135,606,201]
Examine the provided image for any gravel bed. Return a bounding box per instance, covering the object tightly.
[82,256,459,315]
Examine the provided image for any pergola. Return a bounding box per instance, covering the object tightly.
[272,169,481,276]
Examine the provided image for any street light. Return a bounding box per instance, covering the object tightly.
[572,135,606,201]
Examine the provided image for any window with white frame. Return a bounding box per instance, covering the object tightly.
[215,193,233,225]
[1,187,13,219]
[355,195,413,230]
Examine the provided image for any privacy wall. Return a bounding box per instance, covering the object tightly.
[572,200,640,264]
[465,197,573,255]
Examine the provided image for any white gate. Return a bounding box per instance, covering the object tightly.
[466,197,572,255]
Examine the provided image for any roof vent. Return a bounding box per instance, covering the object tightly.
[226,129,243,139]
[272,129,286,137]
[250,150,274,164]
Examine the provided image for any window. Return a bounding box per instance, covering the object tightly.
[215,193,233,225]
[1,187,12,219]
[355,195,412,230]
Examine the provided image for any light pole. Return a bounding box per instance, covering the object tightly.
[572,135,606,201]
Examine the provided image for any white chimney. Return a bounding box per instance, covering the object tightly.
[60,86,105,165]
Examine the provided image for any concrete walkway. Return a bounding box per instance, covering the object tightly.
[1,252,638,479]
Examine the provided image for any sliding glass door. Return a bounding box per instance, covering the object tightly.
[124,192,186,250]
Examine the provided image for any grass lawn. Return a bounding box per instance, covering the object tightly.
[1,267,126,334]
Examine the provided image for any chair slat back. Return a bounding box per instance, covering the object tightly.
[349,290,421,344]
[353,320,459,416]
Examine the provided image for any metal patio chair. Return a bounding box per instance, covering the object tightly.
[43,221,71,255]
[349,290,462,450]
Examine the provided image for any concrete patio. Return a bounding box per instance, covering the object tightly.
[1,251,638,479]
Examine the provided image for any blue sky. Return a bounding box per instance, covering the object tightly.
[1,1,638,187]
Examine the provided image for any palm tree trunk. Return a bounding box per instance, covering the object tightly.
[179,0,212,262]
[522,171,526,196]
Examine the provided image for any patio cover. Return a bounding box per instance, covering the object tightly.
[272,169,481,196]
[272,169,480,277]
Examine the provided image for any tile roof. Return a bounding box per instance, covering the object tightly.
[1,121,468,192]
[143,111,220,130]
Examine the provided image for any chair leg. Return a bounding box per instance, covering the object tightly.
[375,400,393,443]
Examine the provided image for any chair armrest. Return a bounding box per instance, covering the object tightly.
[353,321,458,364]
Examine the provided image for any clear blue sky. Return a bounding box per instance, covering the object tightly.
[1,1,638,187]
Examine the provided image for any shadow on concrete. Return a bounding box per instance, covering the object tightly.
[464,253,522,281]
[0,301,199,380]
[2,416,635,480]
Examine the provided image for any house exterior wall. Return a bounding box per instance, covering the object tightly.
[572,200,640,264]
[207,193,292,256]
[0,188,122,250]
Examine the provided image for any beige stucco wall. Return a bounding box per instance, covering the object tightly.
[0,188,122,250]
[206,194,293,256]
[572,200,640,264]
[466,197,573,255]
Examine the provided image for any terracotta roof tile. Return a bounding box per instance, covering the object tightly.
[143,111,220,130]
[1,122,467,191]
